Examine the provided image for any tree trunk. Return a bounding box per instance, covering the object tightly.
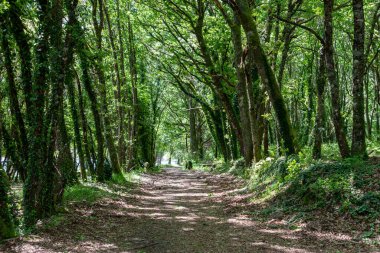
[91,0,121,176]
[351,0,366,157]
[313,49,327,159]
[323,0,350,158]
[0,168,15,239]
[24,0,50,228]
[64,0,86,181]
[193,6,245,158]
[116,0,127,167]
[104,1,127,167]
[8,0,33,118]
[234,0,297,155]
[230,14,254,165]
[127,11,139,170]
[189,98,198,160]
[0,18,28,181]
[75,20,105,181]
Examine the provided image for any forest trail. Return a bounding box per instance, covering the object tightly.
[1,168,376,253]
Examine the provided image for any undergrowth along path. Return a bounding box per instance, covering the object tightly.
[1,167,378,253]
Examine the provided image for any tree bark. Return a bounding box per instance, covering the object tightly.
[228,12,254,165]
[189,98,198,160]
[74,13,105,181]
[323,0,350,158]
[193,4,245,158]
[234,0,297,155]
[8,0,33,118]
[351,0,366,157]
[1,17,28,181]
[313,49,327,159]
[23,0,50,228]
[127,11,139,170]
[65,0,87,181]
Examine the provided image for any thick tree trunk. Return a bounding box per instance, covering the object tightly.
[351,0,366,157]
[193,7,245,159]
[234,0,297,155]
[229,15,254,165]
[24,0,50,228]
[323,0,350,158]
[246,39,265,162]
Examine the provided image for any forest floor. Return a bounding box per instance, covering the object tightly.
[1,167,379,253]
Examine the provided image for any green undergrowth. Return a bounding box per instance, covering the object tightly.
[63,184,117,204]
[64,169,146,204]
[203,144,380,239]
[248,156,380,223]
[195,159,231,173]
[5,170,144,236]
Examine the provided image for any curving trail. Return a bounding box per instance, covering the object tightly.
[1,168,376,253]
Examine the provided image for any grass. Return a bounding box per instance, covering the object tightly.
[63,184,116,204]
[4,170,141,237]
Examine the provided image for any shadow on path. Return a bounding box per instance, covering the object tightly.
[1,168,376,253]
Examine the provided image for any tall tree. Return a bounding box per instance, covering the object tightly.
[323,0,350,158]
[233,0,298,155]
[351,0,366,157]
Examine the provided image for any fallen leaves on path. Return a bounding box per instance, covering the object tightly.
[1,168,378,253]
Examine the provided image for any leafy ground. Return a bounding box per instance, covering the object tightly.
[1,167,379,252]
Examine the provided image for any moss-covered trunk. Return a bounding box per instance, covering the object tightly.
[0,169,15,240]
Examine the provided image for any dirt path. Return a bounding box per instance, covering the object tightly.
[1,167,378,253]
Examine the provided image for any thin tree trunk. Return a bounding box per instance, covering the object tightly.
[75,18,105,181]
[189,98,198,160]
[0,18,28,181]
[127,11,139,170]
[8,0,33,118]
[116,0,127,167]
[65,0,87,181]
[313,49,327,159]
[91,0,121,177]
